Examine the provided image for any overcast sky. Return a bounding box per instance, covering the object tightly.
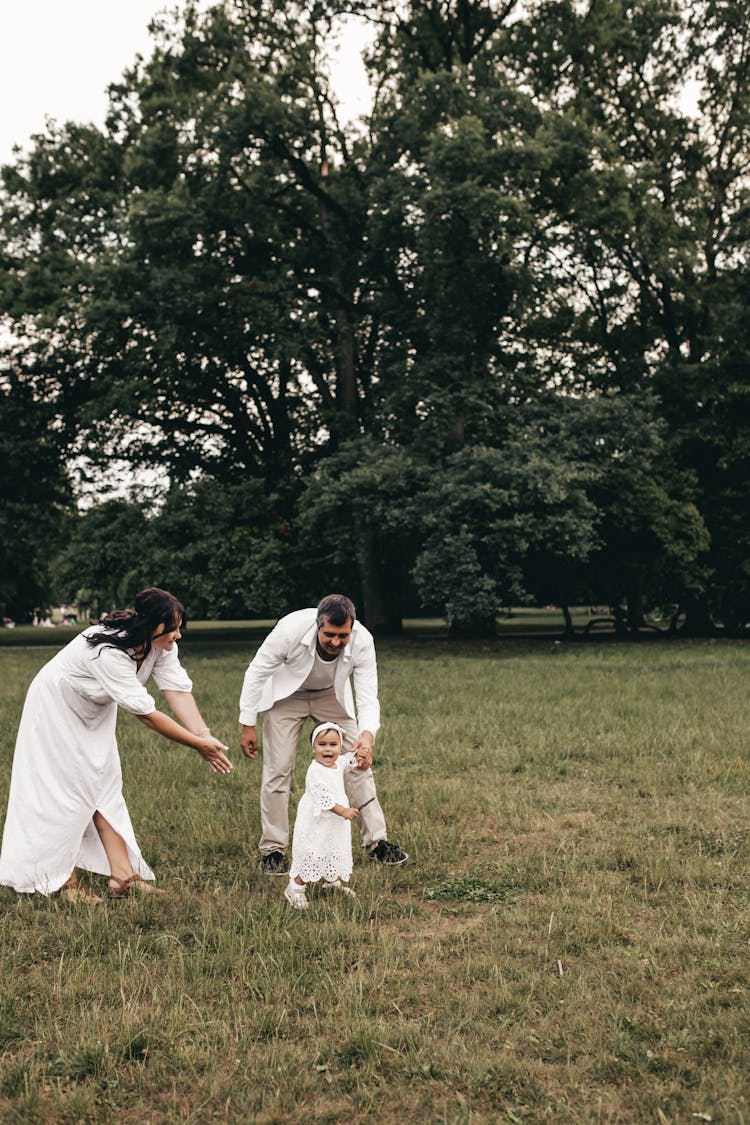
[0,1,371,167]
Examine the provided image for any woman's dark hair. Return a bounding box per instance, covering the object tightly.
[86,588,185,660]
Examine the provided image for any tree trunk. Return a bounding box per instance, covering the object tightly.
[626,572,647,632]
[317,169,397,634]
[334,305,359,424]
[611,604,628,636]
[680,594,717,637]
[354,520,402,635]
[561,604,575,637]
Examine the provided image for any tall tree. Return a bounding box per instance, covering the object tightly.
[1,1,412,627]
[0,372,72,619]
[1,0,744,632]
[509,0,750,630]
[147,478,298,618]
[51,500,151,617]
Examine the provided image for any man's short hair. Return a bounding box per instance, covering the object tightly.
[316,594,356,627]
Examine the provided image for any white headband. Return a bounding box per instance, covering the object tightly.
[310,722,346,749]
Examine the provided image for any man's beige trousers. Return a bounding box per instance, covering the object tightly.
[259,687,388,856]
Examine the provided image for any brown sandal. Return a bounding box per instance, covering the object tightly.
[59,881,103,905]
[107,874,165,899]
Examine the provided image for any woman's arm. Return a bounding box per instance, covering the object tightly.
[136,710,233,774]
[161,689,211,735]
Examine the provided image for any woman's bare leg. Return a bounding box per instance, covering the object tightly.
[93,810,135,884]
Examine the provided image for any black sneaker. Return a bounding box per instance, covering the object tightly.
[368,840,409,865]
[261,851,289,875]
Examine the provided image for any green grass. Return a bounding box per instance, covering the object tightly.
[1,638,749,1122]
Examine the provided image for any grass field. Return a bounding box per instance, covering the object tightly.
[0,637,749,1122]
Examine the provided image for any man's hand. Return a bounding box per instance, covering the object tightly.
[241,724,258,759]
[351,731,374,770]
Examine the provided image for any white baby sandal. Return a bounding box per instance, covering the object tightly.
[284,881,309,910]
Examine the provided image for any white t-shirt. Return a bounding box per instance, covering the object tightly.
[298,650,338,692]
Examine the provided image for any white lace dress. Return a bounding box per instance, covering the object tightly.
[290,754,358,884]
[0,628,192,895]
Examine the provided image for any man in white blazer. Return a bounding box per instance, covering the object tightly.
[240,593,408,873]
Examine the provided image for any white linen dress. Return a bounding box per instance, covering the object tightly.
[289,753,358,885]
[0,628,192,895]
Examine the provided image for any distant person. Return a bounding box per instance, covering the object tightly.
[0,587,233,903]
[239,593,408,873]
[284,722,360,909]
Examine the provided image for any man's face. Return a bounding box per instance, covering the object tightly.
[316,615,352,658]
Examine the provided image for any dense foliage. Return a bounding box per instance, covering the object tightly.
[1,0,748,632]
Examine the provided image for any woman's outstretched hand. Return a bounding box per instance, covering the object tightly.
[196,736,233,774]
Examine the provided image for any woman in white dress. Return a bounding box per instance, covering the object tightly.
[0,587,233,903]
[284,722,361,909]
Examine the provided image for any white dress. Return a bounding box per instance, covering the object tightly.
[0,628,192,895]
[290,754,358,884]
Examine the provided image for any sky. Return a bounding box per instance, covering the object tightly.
[0,1,372,167]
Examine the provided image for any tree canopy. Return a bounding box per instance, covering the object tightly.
[2,0,748,634]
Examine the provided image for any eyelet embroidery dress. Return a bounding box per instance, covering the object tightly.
[289,753,358,885]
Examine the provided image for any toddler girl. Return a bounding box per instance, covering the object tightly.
[284,722,360,909]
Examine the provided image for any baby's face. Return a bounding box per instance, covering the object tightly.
[313,731,342,768]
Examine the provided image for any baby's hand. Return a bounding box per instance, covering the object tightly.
[343,807,359,821]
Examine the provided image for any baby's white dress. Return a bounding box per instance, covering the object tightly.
[290,753,358,884]
[0,628,192,894]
